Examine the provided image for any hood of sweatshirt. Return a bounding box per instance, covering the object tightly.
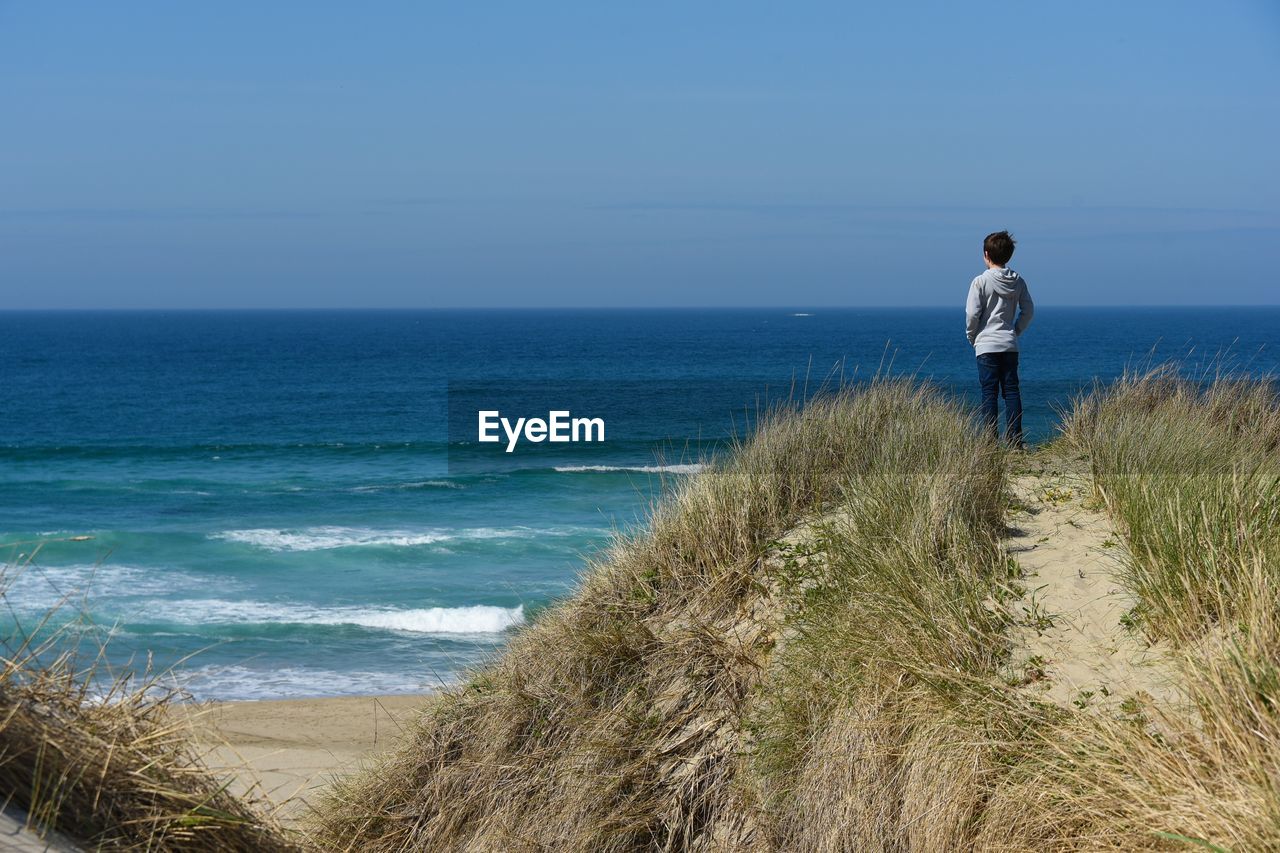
[984,266,1023,298]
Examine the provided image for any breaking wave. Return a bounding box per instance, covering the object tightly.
[553,463,707,474]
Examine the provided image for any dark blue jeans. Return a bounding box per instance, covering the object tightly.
[977,351,1023,445]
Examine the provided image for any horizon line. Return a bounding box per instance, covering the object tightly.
[2,304,1279,313]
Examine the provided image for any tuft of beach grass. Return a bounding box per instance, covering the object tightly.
[0,546,299,852]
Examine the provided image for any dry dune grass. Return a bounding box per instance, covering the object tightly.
[1063,366,1280,643]
[0,632,298,851]
[311,382,1013,851]
[4,371,1277,851]
[1,538,299,850]
[748,439,1011,850]
[981,367,1280,851]
[315,370,1280,851]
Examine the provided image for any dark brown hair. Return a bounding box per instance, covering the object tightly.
[983,231,1016,266]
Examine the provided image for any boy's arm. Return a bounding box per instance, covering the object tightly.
[965,280,982,345]
[1015,282,1034,336]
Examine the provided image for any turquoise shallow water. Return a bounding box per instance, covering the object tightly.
[1,308,1276,699]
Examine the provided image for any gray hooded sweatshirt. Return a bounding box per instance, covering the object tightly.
[965,267,1034,356]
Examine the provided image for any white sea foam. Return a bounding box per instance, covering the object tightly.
[170,664,459,701]
[553,463,707,475]
[349,480,463,493]
[213,527,452,551]
[139,598,526,635]
[1,563,213,612]
[315,604,525,634]
[212,525,598,551]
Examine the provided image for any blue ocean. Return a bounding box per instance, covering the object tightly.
[2,308,1276,700]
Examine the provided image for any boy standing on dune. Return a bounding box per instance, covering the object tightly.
[966,230,1034,446]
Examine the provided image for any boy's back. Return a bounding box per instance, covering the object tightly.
[966,266,1034,354]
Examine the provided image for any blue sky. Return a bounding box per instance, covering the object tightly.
[2,2,1277,308]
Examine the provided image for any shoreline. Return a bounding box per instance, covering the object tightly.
[177,694,428,821]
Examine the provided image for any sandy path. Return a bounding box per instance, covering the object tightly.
[176,694,426,823]
[1005,455,1179,711]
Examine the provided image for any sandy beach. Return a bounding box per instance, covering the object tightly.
[177,694,428,822]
